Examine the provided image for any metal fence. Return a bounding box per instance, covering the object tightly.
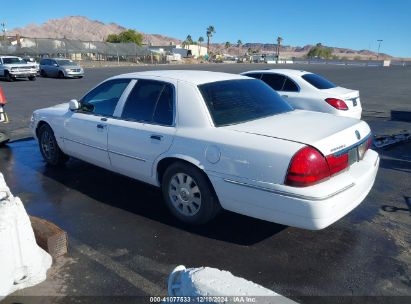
[0,37,157,63]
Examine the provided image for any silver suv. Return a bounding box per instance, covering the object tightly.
[40,58,84,79]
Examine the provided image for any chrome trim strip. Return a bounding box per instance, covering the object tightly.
[333,134,371,156]
[223,179,355,201]
[63,137,107,152]
[108,150,146,162]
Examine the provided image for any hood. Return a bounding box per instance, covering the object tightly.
[223,110,371,156]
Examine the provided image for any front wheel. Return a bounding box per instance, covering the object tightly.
[5,72,14,82]
[38,124,69,166]
[28,76,36,81]
[162,162,221,225]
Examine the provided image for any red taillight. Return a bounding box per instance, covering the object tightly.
[285,146,349,187]
[325,98,348,110]
[326,153,349,176]
[285,147,330,187]
[366,136,373,150]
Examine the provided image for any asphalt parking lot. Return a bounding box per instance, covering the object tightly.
[0,64,410,303]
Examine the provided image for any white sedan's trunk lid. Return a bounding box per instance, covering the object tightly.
[322,87,361,110]
[225,110,371,156]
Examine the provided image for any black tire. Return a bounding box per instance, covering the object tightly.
[5,72,14,82]
[0,131,9,146]
[38,124,69,166]
[58,71,65,79]
[162,161,221,225]
[28,76,36,81]
[40,70,47,77]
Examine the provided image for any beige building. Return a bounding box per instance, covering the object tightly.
[177,44,208,58]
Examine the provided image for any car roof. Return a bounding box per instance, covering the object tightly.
[0,56,20,58]
[112,70,249,85]
[242,69,311,77]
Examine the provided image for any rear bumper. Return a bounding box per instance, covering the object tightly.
[209,149,379,230]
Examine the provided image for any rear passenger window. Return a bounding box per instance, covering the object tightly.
[244,73,262,80]
[282,78,299,92]
[261,74,286,91]
[121,80,174,126]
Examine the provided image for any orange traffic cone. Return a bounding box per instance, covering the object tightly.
[0,87,7,105]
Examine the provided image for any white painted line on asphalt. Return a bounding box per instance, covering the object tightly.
[71,238,165,295]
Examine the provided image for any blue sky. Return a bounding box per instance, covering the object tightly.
[2,0,411,57]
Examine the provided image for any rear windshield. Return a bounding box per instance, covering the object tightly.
[302,73,336,89]
[198,79,293,127]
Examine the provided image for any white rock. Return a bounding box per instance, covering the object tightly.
[168,265,298,303]
[0,173,52,300]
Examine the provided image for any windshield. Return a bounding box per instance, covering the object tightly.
[3,57,26,65]
[302,73,337,89]
[56,59,77,66]
[198,79,293,127]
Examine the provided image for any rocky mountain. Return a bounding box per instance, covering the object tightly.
[9,16,181,45]
[9,16,392,59]
[212,43,391,59]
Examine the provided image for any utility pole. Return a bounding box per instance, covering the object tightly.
[377,39,383,60]
[1,21,6,41]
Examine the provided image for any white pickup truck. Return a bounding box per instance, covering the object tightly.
[0,56,37,81]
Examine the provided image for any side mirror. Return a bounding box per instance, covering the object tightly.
[53,63,58,67]
[69,99,80,111]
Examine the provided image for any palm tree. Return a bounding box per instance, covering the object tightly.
[276,36,283,61]
[225,41,231,49]
[184,34,193,49]
[198,36,204,58]
[206,26,215,55]
[237,39,242,56]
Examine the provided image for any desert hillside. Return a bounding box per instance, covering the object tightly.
[9,16,393,59]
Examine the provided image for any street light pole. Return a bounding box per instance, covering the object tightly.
[377,39,383,60]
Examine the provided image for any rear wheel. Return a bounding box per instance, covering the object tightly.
[28,76,36,81]
[162,162,221,225]
[38,124,68,166]
[40,70,47,77]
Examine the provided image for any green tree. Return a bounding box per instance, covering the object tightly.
[206,26,216,55]
[307,43,333,59]
[225,41,231,49]
[106,29,143,45]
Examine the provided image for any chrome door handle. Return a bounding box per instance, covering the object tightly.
[150,135,163,141]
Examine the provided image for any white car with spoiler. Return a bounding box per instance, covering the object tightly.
[30,71,379,230]
[241,69,362,119]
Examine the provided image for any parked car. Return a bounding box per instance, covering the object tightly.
[30,71,379,229]
[241,69,362,119]
[39,58,84,78]
[0,56,37,81]
[0,86,9,145]
[23,57,40,74]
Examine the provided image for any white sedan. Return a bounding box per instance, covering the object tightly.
[30,71,379,229]
[241,69,362,119]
